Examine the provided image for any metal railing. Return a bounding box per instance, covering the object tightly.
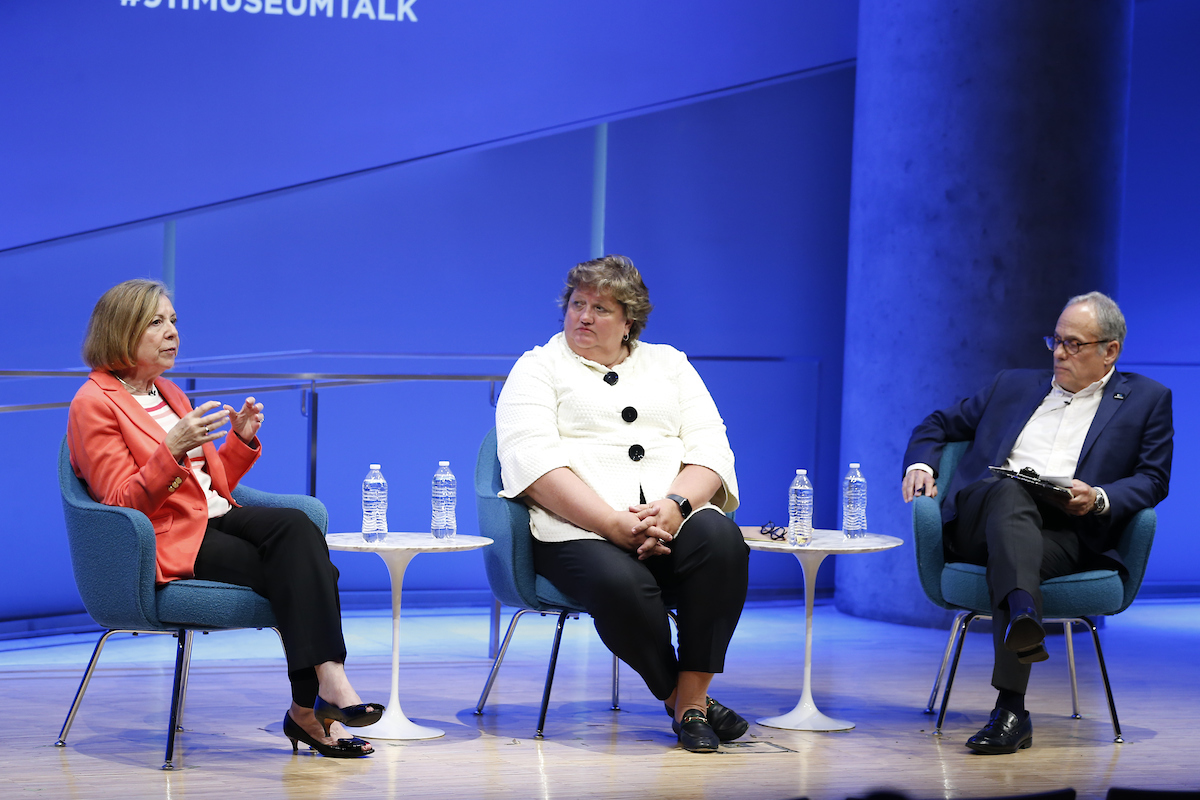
[1,356,510,496]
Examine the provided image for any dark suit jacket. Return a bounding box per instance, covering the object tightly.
[903,368,1173,560]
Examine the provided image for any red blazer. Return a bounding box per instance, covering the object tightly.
[67,371,261,584]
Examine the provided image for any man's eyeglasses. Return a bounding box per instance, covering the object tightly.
[1043,335,1110,356]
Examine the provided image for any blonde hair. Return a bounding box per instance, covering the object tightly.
[559,255,653,342]
[81,279,171,370]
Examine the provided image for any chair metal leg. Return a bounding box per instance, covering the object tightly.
[926,611,971,714]
[935,611,979,736]
[1065,618,1081,719]
[56,629,121,746]
[162,630,192,770]
[489,599,502,660]
[476,609,533,714]
[174,631,197,732]
[610,654,620,710]
[535,610,571,739]
[1079,615,1123,743]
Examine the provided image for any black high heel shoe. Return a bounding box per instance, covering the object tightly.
[313,696,385,736]
[283,713,373,758]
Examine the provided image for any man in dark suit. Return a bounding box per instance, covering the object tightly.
[901,292,1173,754]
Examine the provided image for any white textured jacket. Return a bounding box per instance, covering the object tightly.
[496,332,739,543]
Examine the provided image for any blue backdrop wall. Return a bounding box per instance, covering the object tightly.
[1116,0,1200,594]
[2,0,1197,634]
[0,2,857,631]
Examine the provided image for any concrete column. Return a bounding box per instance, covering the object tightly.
[836,0,1134,626]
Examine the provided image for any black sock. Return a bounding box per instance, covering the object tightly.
[996,689,1025,716]
[1005,588,1036,614]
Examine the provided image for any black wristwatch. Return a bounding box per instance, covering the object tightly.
[1091,490,1108,515]
[665,494,692,519]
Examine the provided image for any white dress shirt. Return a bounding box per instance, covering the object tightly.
[496,332,739,543]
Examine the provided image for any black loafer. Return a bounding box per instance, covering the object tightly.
[965,708,1033,755]
[667,697,749,742]
[1005,610,1047,664]
[677,709,719,753]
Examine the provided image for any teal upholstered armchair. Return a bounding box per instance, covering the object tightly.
[472,427,622,739]
[55,436,327,769]
[912,441,1157,743]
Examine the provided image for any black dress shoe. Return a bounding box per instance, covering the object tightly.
[677,709,720,753]
[667,697,749,742]
[1005,609,1048,663]
[965,708,1033,754]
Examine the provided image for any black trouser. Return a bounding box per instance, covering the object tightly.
[192,506,347,707]
[533,509,750,700]
[948,477,1090,694]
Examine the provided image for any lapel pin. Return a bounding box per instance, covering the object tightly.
[1113,392,1126,400]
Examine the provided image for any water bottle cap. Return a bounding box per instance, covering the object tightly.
[369,464,381,470]
[849,462,860,469]
[796,469,807,474]
[438,460,450,466]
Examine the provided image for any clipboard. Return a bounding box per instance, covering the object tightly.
[988,466,1073,500]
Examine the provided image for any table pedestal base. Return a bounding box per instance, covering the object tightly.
[359,547,444,740]
[742,530,903,734]
[756,548,854,732]
[355,715,443,740]
[757,701,854,732]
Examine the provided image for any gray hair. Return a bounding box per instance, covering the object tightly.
[1065,291,1126,349]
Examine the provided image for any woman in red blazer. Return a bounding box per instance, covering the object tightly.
[68,279,381,759]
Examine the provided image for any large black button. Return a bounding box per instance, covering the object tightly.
[628,444,645,462]
[621,406,638,423]
[603,371,619,385]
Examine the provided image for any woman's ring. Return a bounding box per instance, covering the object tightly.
[203,425,209,435]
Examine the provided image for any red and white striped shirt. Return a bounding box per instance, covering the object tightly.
[135,395,232,519]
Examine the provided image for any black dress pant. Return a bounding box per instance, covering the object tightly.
[191,506,347,706]
[533,508,750,700]
[948,477,1092,694]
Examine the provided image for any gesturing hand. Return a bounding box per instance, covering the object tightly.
[165,401,230,460]
[225,396,264,445]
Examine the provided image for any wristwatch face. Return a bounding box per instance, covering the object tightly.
[667,494,691,518]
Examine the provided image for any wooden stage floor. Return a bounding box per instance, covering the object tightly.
[2,599,1197,799]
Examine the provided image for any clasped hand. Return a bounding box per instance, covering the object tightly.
[165,397,265,460]
[608,499,684,560]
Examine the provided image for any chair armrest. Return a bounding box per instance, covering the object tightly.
[231,485,328,534]
[913,495,951,609]
[1114,507,1157,613]
[59,490,161,629]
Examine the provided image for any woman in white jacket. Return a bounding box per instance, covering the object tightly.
[495,255,750,753]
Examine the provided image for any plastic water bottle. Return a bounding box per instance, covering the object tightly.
[787,469,814,546]
[362,464,388,542]
[842,462,868,539]
[431,461,457,539]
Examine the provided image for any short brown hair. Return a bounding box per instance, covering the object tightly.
[81,279,171,371]
[559,255,653,342]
